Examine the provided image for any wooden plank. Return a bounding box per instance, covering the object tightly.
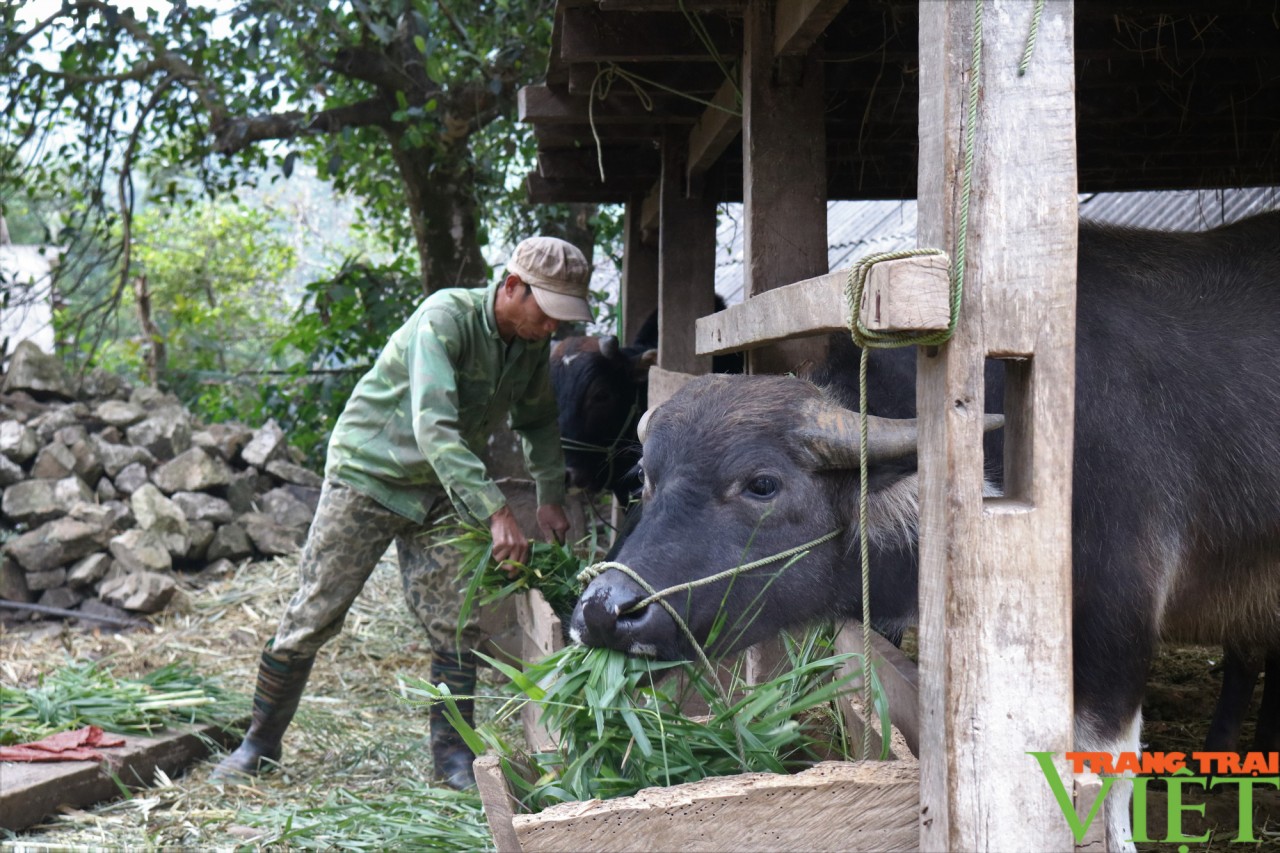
[741,0,828,375]
[1073,773,1108,851]
[639,182,660,232]
[657,130,715,375]
[859,254,951,332]
[686,78,742,179]
[533,123,665,148]
[774,0,849,57]
[833,623,920,758]
[518,85,702,125]
[621,197,659,343]
[695,269,849,357]
[513,760,919,853]
[525,173,656,205]
[537,147,659,181]
[915,1,1077,851]
[475,755,524,853]
[0,722,240,832]
[516,589,563,754]
[694,256,950,357]
[599,0,747,10]
[560,7,740,62]
[567,62,730,97]
[646,365,697,409]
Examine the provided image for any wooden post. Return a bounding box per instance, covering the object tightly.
[916,1,1077,851]
[657,129,715,375]
[621,194,658,345]
[741,0,828,375]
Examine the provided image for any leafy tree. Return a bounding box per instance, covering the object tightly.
[1,0,594,368]
[92,199,297,418]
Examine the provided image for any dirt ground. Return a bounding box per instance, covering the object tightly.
[3,552,1279,851]
[1136,646,1280,851]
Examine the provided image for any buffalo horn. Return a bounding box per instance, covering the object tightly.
[798,400,1004,469]
[636,409,653,444]
[599,335,619,359]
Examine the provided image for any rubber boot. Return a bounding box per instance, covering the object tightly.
[430,649,478,790]
[211,647,315,780]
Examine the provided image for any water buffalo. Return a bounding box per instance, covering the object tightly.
[550,300,741,499]
[572,210,1280,850]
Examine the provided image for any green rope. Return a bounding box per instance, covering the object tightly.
[1018,0,1046,77]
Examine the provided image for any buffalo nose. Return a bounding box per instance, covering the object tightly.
[573,573,658,652]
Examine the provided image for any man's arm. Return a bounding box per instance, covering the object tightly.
[509,346,568,510]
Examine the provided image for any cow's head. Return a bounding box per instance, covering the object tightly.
[550,335,656,498]
[569,374,919,658]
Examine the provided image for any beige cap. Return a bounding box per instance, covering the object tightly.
[507,236,593,323]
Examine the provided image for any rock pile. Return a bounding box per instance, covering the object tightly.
[1,340,322,624]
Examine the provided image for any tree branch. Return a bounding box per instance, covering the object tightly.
[211,98,395,154]
[326,45,426,94]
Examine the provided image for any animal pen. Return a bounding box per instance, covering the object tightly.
[485,1,1280,851]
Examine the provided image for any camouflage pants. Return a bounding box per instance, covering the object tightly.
[272,478,485,658]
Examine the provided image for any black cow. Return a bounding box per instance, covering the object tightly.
[572,211,1280,850]
[550,300,741,500]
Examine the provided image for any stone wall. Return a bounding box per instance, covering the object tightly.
[0,340,323,625]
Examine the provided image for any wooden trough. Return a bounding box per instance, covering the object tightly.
[479,587,926,853]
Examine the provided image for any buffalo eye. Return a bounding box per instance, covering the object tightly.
[745,475,778,499]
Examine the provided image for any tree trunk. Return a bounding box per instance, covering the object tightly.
[390,133,489,295]
[132,274,166,387]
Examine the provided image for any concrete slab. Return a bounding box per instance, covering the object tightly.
[0,722,239,832]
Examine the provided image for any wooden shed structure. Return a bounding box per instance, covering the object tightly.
[516,1,1280,850]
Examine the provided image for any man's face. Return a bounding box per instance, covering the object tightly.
[502,279,560,341]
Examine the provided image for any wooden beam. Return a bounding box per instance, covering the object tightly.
[532,122,665,148]
[567,62,730,96]
[621,196,659,343]
[741,0,828,375]
[833,624,920,758]
[640,181,660,233]
[599,0,747,10]
[537,146,660,181]
[915,1,1077,850]
[686,78,743,179]
[518,84,702,125]
[774,0,849,57]
[695,256,950,357]
[657,129,715,375]
[560,6,741,62]
[695,269,848,356]
[525,172,655,204]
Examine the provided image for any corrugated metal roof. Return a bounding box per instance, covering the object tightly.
[588,187,1279,335]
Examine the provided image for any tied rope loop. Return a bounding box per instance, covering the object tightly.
[839,0,983,758]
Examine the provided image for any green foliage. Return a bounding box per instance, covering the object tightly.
[244,782,492,852]
[406,632,886,811]
[0,661,243,745]
[263,256,423,461]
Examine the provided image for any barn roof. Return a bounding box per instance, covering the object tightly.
[522,1,1280,206]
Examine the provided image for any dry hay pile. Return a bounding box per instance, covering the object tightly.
[1,550,503,851]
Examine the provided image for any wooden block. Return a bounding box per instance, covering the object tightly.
[774,0,849,57]
[0,722,240,832]
[512,760,919,852]
[1073,772,1108,851]
[646,365,697,409]
[475,755,524,853]
[858,254,951,332]
[833,623,920,758]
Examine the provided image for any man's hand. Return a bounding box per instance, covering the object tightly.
[536,504,571,544]
[489,505,529,577]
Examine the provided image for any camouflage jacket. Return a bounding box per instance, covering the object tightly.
[325,279,566,524]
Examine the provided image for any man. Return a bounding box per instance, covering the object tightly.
[212,236,591,790]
